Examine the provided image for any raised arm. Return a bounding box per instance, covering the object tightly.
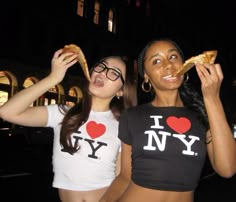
[196,62,236,177]
[0,49,78,127]
[100,143,132,202]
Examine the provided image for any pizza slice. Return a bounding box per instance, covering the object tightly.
[62,44,91,81]
[173,50,218,77]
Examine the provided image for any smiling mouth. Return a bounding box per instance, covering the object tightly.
[163,75,177,80]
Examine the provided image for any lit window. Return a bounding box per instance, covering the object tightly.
[108,9,113,32]
[51,99,56,104]
[0,91,8,106]
[136,0,141,7]
[69,88,77,97]
[77,0,84,17]
[66,87,83,107]
[94,0,100,24]
[0,73,10,85]
[23,77,38,107]
[23,77,35,88]
[0,71,12,106]
[48,86,57,93]
[42,85,62,105]
[66,101,75,107]
[44,98,48,106]
[46,86,59,105]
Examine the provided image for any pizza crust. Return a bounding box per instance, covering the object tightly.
[62,44,91,81]
[173,50,218,77]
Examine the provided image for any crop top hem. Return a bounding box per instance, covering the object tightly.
[53,181,110,191]
[132,179,195,192]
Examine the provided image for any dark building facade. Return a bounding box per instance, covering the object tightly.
[0,0,236,201]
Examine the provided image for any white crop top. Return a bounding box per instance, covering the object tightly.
[46,104,121,191]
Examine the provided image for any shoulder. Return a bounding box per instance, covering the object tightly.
[120,103,150,120]
[126,103,150,114]
[46,104,70,115]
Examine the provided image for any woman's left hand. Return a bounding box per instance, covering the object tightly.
[195,63,223,99]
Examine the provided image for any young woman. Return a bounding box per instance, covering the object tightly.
[0,48,137,202]
[100,39,236,202]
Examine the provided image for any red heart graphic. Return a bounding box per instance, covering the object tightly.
[86,121,106,139]
[166,116,191,134]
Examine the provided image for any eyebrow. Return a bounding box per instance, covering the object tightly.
[149,53,160,61]
[102,61,122,73]
[148,48,178,62]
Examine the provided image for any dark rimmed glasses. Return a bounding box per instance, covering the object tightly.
[93,62,125,85]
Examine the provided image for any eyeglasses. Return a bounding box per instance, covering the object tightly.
[93,62,125,85]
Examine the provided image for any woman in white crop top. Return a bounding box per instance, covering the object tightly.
[0,48,137,201]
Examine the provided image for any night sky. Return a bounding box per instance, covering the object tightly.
[0,0,236,109]
[1,0,236,71]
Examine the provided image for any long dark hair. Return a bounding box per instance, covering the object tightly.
[59,56,137,154]
[137,38,209,130]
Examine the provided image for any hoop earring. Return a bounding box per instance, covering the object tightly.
[142,80,152,93]
[184,73,189,83]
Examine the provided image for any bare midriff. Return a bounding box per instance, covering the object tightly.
[58,187,108,202]
[118,182,194,202]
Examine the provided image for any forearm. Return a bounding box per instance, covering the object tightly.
[100,175,130,202]
[204,96,236,175]
[0,75,58,122]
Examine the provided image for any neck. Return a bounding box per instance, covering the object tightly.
[152,91,183,107]
[91,96,111,112]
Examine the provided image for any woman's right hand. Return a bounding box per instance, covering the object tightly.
[49,49,78,84]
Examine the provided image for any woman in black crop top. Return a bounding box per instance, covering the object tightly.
[100,39,236,202]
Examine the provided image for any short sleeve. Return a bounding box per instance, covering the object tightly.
[46,104,64,128]
[118,110,132,145]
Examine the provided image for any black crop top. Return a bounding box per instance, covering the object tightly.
[119,103,207,191]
